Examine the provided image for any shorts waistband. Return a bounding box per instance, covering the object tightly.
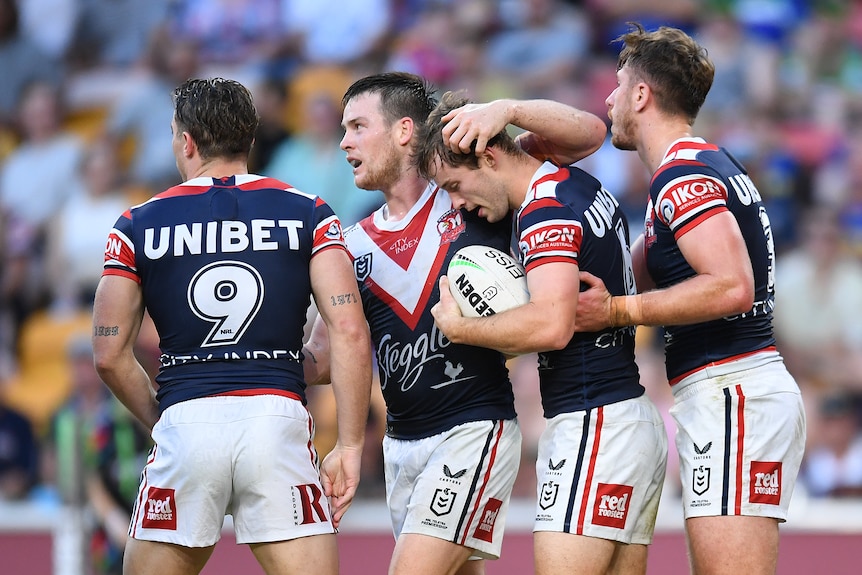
[671,350,782,401]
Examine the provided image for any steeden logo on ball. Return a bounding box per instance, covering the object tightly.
[447,246,529,317]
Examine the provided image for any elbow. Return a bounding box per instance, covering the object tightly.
[535,322,574,352]
[92,352,117,382]
[92,342,130,382]
[725,280,755,316]
[586,116,608,154]
[333,318,372,352]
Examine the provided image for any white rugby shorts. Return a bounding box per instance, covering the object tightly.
[670,353,806,520]
[533,394,668,544]
[383,419,521,559]
[129,393,335,546]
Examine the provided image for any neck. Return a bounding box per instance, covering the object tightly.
[383,172,428,222]
[509,153,544,210]
[188,158,250,180]
[640,119,694,175]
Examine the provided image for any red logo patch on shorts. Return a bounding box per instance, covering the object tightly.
[750,461,782,505]
[142,487,177,530]
[592,483,632,529]
[472,498,503,543]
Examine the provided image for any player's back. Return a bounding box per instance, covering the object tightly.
[104,174,344,410]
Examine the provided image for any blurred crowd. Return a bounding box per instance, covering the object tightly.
[2,0,862,569]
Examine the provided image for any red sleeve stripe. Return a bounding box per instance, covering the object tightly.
[672,206,726,239]
[311,243,349,257]
[524,254,576,272]
[102,267,141,283]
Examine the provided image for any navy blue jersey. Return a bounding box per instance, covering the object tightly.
[103,175,347,411]
[644,138,777,383]
[513,163,644,418]
[345,184,516,439]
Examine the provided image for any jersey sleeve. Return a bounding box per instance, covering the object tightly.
[102,210,140,282]
[653,164,729,239]
[517,197,583,272]
[310,196,348,256]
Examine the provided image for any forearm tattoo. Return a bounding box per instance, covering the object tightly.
[330,293,358,306]
[94,325,120,337]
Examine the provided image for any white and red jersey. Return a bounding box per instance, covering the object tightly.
[103,174,346,411]
[513,162,643,418]
[345,184,516,439]
[644,138,777,384]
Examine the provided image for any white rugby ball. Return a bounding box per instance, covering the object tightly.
[447,245,530,317]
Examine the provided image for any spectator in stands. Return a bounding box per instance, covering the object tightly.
[264,89,379,226]
[0,80,84,363]
[166,0,284,69]
[773,207,862,394]
[45,140,131,313]
[248,77,292,174]
[0,390,39,500]
[16,0,77,61]
[104,28,198,193]
[385,3,460,86]
[48,335,151,575]
[276,0,392,67]
[801,392,862,497]
[67,0,170,70]
[0,0,63,129]
[484,0,590,97]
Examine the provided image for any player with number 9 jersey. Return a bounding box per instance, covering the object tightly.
[92,77,371,575]
[104,175,343,410]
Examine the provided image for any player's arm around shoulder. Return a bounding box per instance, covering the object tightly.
[586,212,755,329]
[309,246,372,526]
[665,211,754,321]
[92,275,159,431]
[434,261,580,356]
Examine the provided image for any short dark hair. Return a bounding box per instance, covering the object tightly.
[615,23,714,124]
[413,91,519,181]
[342,72,438,128]
[172,78,259,161]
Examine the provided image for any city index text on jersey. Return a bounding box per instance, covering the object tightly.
[140,219,305,259]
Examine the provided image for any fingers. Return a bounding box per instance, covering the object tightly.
[446,119,481,154]
[329,487,356,528]
[441,104,491,154]
[320,471,333,497]
[438,275,451,300]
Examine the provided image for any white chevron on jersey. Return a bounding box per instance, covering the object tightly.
[345,184,456,329]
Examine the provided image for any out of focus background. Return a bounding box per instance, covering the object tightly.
[1,0,861,573]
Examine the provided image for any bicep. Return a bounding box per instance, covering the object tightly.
[526,261,580,323]
[676,211,753,285]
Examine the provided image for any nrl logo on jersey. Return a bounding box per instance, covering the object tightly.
[437,208,466,244]
[354,253,372,281]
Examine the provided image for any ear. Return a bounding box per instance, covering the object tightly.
[182,131,196,159]
[395,117,414,147]
[478,147,497,169]
[633,82,649,113]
